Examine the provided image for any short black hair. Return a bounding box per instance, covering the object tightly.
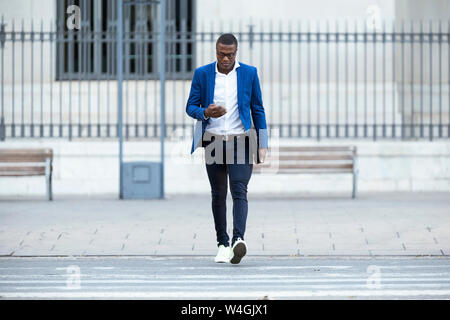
[216,33,238,48]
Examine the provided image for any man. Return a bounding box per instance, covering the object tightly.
[185,33,268,264]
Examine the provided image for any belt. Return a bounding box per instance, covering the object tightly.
[205,131,248,141]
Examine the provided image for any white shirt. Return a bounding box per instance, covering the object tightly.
[204,60,246,136]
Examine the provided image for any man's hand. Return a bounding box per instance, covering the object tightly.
[204,104,227,118]
[258,148,267,164]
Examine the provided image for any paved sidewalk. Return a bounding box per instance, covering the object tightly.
[0,192,449,257]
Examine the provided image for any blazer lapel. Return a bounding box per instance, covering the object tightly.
[207,62,216,105]
[236,66,243,110]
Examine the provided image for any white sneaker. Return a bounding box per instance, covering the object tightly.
[230,238,247,264]
[214,245,231,263]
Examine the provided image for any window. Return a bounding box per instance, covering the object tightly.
[56,0,196,80]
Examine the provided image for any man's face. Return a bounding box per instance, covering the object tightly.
[216,42,237,72]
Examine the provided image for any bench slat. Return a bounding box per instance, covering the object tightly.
[253,169,353,174]
[0,149,53,163]
[255,163,354,169]
[0,171,47,176]
[0,156,52,162]
[276,146,355,152]
[276,155,354,161]
[0,166,46,174]
[0,148,53,154]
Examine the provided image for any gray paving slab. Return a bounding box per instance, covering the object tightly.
[0,192,449,257]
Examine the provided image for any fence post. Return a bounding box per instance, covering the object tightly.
[0,19,5,141]
[160,0,166,199]
[117,0,124,199]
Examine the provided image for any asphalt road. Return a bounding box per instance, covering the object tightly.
[0,256,449,300]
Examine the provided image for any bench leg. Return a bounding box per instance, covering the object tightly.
[352,169,358,199]
[47,173,53,201]
[45,159,53,201]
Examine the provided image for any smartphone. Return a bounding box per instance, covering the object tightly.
[215,100,226,107]
[214,101,227,117]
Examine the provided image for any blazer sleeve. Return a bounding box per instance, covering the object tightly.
[250,68,269,149]
[185,69,206,121]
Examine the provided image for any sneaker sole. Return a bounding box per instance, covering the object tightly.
[230,242,247,264]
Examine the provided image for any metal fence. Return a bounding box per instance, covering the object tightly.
[0,17,449,141]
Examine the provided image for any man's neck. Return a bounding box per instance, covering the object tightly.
[217,61,235,75]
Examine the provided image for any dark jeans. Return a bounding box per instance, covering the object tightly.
[205,135,253,248]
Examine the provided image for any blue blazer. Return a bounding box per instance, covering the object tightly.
[185,61,268,154]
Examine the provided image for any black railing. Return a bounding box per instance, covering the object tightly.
[0,18,449,141]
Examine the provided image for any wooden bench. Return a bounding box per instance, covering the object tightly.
[253,146,358,198]
[0,148,53,200]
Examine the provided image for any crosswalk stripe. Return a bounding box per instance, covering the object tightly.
[1,277,450,283]
[1,290,450,298]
